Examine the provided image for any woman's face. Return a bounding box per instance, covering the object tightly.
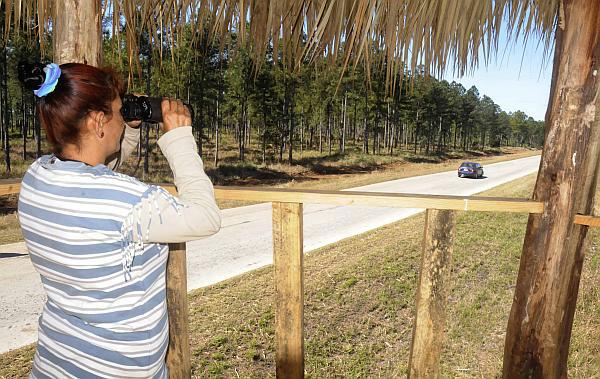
[103,97,126,155]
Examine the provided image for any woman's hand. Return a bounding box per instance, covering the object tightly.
[161,98,192,133]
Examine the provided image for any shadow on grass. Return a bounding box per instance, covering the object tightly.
[404,156,442,164]
[0,195,18,216]
[0,207,17,216]
[405,148,507,164]
[207,164,295,186]
[296,152,348,164]
[308,162,375,175]
[296,152,387,175]
[207,152,391,185]
[463,148,504,157]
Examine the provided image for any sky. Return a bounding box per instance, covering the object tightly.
[444,31,554,121]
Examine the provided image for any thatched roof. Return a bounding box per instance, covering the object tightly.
[7,0,558,87]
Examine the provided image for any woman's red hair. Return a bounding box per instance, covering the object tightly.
[37,63,124,154]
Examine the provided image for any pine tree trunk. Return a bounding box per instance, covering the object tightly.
[143,55,151,178]
[341,95,347,154]
[2,41,10,174]
[262,129,266,165]
[363,91,369,154]
[353,96,357,144]
[425,121,431,155]
[288,86,294,164]
[246,117,251,148]
[453,123,458,150]
[22,86,27,160]
[239,103,246,161]
[436,116,443,154]
[278,119,285,163]
[389,124,395,156]
[35,105,41,158]
[319,121,322,154]
[372,123,377,155]
[262,104,268,165]
[481,130,486,150]
[414,110,420,154]
[300,108,304,158]
[327,102,332,156]
[214,99,220,167]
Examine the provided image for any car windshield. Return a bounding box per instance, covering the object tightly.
[460,163,476,168]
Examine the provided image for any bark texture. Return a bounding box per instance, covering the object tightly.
[503,1,600,377]
[408,209,456,378]
[53,0,102,65]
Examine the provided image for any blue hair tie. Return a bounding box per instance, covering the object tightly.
[34,63,61,97]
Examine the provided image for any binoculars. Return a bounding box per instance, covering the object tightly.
[121,94,194,124]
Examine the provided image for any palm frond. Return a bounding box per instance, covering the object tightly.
[5,0,558,89]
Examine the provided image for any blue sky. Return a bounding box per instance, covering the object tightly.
[444,32,554,121]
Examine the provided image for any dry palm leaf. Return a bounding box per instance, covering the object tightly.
[5,0,558,91]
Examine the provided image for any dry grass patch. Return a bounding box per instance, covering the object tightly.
[0,194,22,245]
[0,345,35,378]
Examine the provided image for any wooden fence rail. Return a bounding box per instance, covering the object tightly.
[574,214,600,227]
[10,179,599,378]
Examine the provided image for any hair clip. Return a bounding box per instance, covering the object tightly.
[34,63,61,98]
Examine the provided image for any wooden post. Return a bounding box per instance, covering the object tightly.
[53,0,102,65]
[408,209,456,378]
[272,202,304,379]
[503,0,600,376]
[166,243,191,378]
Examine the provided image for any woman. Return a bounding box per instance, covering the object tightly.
[18,62,221,378]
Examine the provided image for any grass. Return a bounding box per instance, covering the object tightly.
[0,194,20,244]
[2,173,599,378]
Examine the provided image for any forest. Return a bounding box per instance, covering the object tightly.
[0,14,544,178]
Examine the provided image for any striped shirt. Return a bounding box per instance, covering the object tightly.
[20,156,173,378]
[19,127,221,378]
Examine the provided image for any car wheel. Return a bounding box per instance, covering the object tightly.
[458,173,463,178]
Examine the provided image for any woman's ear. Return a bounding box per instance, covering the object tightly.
[86,111,105,139]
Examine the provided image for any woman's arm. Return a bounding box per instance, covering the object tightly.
[134,126,221,243]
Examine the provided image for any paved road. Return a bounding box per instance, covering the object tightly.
[0,155,540,353]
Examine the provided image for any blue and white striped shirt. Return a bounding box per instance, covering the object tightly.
[19,156,175,378]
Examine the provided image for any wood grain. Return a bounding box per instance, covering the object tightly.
[273,202,304,379]
[408,209,456,378]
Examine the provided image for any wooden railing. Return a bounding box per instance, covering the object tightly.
[5,179,598,377]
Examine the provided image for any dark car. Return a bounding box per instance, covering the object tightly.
[458,162,484,178]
